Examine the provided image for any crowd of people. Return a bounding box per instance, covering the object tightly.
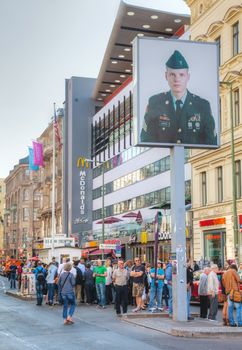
[3,256,242,326]
[198,262,242,327]
[32,257,197,323]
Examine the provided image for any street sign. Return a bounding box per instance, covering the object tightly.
[99,243,117,249]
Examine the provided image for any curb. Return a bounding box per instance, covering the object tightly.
[122,317,242,338]
[121,312,199,319]
[171,327,242,338]
[6,291,36,301]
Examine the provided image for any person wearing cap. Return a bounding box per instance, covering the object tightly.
[148,261,165,312]
[141,50,217,146]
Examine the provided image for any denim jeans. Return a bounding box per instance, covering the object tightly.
[62,292,76,319]
[167,283,172,315]
[47,283,55,304]
[149,286,163,309]
[35,281,44,305]
[96,283,106,306]
[10,273,16,289]
[187,289,191,318]
[228,294,242,326]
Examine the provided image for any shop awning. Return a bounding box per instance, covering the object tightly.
[81,248,98,257]
[89,249,112,256]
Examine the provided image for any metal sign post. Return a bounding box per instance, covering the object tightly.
[170,146,187,321]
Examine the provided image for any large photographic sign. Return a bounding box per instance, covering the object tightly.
[133,37,220,149]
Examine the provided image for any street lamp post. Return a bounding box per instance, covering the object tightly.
[220,74,241,262]
[101,162,105,260]
[85,158,105,260]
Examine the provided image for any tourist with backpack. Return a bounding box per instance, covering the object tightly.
[46,261,58,306]
[73,260,83,305]
[34,261,46,306]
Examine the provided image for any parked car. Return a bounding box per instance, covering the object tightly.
[191,270,242,303]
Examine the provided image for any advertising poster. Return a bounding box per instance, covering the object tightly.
[133,37,220,149]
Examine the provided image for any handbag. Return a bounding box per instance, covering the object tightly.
[58,273,70,304]
[229,289,242,303]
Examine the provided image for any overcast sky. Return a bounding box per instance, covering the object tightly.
[0,0,190,178]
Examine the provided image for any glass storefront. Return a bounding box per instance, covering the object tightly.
[204,230,225,267]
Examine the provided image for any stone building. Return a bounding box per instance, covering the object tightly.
[0,179,5,253]
[186,0,242,264]
[4,112,63,258]
[4,157,41,258]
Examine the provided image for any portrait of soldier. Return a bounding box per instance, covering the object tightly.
[140,50,217,145]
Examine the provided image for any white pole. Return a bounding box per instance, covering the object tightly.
[171,146,187,321]
[51,103,56,258]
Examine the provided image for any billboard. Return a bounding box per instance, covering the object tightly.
[133,37,220,149]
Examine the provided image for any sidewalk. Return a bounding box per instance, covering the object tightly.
[121,312,242,338]
[5,286,242,339]
[6,288,36,301]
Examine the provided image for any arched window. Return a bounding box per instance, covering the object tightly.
[23,189,29,201]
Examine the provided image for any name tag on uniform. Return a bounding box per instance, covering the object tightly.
[159,115,170,128]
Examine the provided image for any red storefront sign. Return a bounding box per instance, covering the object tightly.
[199,218,226,227]
[239,215,242,231]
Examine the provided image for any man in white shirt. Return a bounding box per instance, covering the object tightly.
[58,258,76,278]
[207,264,219,321]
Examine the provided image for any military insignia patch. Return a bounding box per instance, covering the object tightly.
[159,115,170,128]
[188,114,201,122]
[159,115,170,121]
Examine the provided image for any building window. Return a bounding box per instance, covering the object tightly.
[217,166,223,203]
[23,208,29,222]
[13,210,17,224]
[215,36,221,66]
[23,189,29,201]
[33,208,38,221]
[201,172,207,206]
[33,191,41,201]
[12,230,16,243]
[232,22,239,56]
[93,182,190,221]
[22,228,28,243]
[233,89,240,126]
[235,160,241,199]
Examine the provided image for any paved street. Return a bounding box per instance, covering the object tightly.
[0,276,242,350]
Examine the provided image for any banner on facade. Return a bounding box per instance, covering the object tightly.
[33,141,43,166]
[28,147,39,171]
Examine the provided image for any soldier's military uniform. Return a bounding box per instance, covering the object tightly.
[141,90,217,145]
[140,50,217,146]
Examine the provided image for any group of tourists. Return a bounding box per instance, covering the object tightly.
[198,262,242,327]
[32,256,202,323]
[5,255,242,326]
[32,256,175,324]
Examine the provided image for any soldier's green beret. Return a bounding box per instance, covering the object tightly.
[166,50,189,69]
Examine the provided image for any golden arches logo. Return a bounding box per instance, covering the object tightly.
[77,157,89,169]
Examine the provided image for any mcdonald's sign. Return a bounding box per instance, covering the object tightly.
[77,157,89,169]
